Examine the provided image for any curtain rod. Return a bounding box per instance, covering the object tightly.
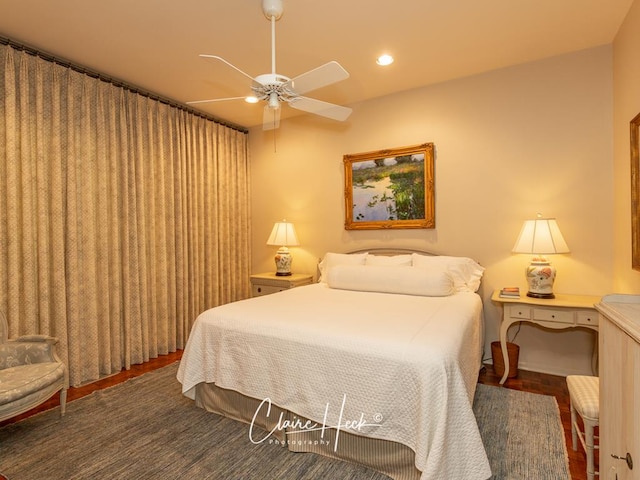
[0,35,248,134]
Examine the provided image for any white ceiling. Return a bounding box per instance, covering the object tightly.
[0,0,633,129]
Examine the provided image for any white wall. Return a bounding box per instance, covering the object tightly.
[613,0,640,292]
[249,45,614,377]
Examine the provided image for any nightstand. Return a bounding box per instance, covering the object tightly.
[250,272,313,297]
[491,289,601,385]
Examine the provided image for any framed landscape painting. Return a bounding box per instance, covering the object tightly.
[344,143,435,230]
[632,112,640,270]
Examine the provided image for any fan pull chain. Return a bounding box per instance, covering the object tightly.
[273,125,277,153]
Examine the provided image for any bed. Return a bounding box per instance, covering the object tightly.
[177,249,492,480]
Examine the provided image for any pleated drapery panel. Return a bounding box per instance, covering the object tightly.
[0,44,251,386]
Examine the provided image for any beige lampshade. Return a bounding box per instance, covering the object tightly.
[266,220,299,247]
[512,217,570,254]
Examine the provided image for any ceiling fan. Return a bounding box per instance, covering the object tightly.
[187,0,352,130]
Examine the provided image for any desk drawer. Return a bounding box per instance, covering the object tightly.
[508,305,531,320]
[533,308,573,324]
[576,311,598,327]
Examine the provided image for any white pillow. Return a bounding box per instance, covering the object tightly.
[411,254,484,292]
[326,265,455,297]
[365,254,412,266]
[318,252,368,283]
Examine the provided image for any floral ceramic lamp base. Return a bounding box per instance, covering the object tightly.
[274,246,293,276]
[525,257,556,299]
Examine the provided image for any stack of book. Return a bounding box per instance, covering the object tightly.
[499,287,520,299]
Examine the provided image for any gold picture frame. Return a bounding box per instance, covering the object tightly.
[631,112,640,270]
[344,143,435,230]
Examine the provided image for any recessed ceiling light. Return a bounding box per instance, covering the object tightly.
[376,54,394,66]
[245,96,259,104]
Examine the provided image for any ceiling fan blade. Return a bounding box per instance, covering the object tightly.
[288,97,352,121]
[284,61,349,95]
[199,54,256,83]
[186,96,246,105]
[263,106,281,130]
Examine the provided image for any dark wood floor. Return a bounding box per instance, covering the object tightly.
[2,352,591,479]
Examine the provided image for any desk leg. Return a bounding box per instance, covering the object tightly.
[592,331,599,376]
[498,317,516,385]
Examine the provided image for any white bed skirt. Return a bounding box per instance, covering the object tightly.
[195,382,421,480]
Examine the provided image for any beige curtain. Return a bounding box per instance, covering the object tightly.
[0,44,251,386]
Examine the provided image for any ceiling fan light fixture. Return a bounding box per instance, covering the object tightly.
[376,54,394,66]
[245,95,259,104]
[268,92,280,110]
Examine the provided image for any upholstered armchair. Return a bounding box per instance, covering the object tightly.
[0,310,68,422]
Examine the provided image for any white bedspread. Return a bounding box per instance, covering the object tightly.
[177,283,491,480]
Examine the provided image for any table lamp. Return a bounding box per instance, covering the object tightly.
[266,220,299,276]
[512,214,570,299]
